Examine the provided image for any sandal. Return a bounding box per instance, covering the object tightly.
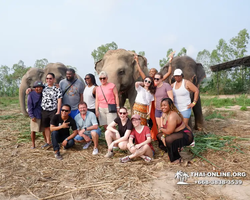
[119,156,131,163]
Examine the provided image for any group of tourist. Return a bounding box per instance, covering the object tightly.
[27,53,198,164]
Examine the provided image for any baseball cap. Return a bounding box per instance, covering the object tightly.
[33,81,45,88]
[173,69,183,76]
[131,114,141,120]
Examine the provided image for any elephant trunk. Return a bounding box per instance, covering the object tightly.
[19,78,29,117]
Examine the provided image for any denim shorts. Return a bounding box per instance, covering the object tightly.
[181,108,191,118]
[155,109,162,118]
[74,128,101,140]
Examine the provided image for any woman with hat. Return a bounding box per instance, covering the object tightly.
[120,114,154,163]
[171,69,199,130]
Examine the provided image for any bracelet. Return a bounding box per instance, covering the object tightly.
[116,106,120,108]
[161,134,166,138]
[192,102,196,105]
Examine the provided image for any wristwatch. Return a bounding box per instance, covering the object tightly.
[66,138,68,141]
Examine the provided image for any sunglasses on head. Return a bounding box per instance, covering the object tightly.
[61,109,69,112]
[99,77,106,80]
[154,78,160,81]
[119,112,127,115]
[46,77,53,80]
[144,79,151,84]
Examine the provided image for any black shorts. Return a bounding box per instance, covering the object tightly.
[87,108,96,114]
[42,109,56,128]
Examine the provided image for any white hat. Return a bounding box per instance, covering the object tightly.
[173,69,183,76]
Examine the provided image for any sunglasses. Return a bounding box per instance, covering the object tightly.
[84,77,90,80]
[144,79,151,84]
[99,77,106,80]
[154,78,160,81]
[61,109,69,112]
[119,112,127,115]
[46,77,53,80]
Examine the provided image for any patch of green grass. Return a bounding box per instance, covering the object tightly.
[240,105,247,111]
[0,96,19,107]
[201,94,250,108]
[205,111,224,120]
[190,132,250,167]
[0,115,17,120]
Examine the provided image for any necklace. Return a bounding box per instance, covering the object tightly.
[162,112,170,125]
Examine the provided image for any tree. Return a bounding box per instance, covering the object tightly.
[196,49,211,76]
[159,48,173,68]
[177,47,187,57]
[34,58,48,69]
[91,42,118,63]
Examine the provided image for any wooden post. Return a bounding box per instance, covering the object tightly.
[217,68,219,95]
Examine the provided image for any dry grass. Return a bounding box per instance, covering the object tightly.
[0,98,250,200]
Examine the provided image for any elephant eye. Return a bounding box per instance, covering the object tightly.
[118,70,125,76]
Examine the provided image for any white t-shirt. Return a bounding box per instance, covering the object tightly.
[83,85,96,109]
[135,85,154,105]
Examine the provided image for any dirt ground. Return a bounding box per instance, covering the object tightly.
[0,97,249,200]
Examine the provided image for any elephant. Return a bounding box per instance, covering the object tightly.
[95,49,148,110]
[19,62,84,116]
[160,56,206,130]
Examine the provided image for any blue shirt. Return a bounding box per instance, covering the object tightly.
[27,91,42,119]
[74,111,98,135]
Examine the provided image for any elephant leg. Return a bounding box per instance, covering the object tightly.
[193,95,203,130]
[128,87,137,115]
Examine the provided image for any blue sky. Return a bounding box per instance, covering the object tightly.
[1,0,250,77]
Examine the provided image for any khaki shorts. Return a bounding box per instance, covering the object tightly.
[98,107,117,126]
[30,119,42,132]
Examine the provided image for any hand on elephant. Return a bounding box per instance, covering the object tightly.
[134,55,139,63]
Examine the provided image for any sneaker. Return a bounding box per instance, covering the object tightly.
[143,156,152,163]
[92,148,99,155]
[190,141,195,147]
[120,156,131,163]
[83,141,92,150]
[55,152,63,160]
[41,143,52,150]
[104,151,114,158]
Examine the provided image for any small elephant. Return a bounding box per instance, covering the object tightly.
[19,63,83,116]
[160,56,206,130]
[95,49,148,110]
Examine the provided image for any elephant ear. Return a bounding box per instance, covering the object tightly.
[133,55,148,80]
[95,60,104,75]
[196,63,206,88]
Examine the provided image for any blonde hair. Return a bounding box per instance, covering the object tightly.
[99,71,108,78]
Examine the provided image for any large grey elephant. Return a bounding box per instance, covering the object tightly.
[95,49,148,110]
[160,56,206,130]
[19,63,83,116]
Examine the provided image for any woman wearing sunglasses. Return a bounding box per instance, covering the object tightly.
[154,72,173,129]
[133,76,156,126]
[104,107,133,158]
[83,73,98,114]
[95,71,119,129]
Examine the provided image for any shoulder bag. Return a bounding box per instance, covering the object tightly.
[100,86,117,113]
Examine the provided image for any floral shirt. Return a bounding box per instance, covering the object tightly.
[41,85,62,111]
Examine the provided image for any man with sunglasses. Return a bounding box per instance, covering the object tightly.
[59,68,85,119]
[50,104,78,160]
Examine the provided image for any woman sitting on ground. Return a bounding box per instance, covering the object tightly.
[120,114,155,163]
[133,76,156,126]
[104,107,133,158]
[157,98,194,164]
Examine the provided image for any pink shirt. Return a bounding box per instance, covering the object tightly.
[96,83,116,108]
[155,82,172,110]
